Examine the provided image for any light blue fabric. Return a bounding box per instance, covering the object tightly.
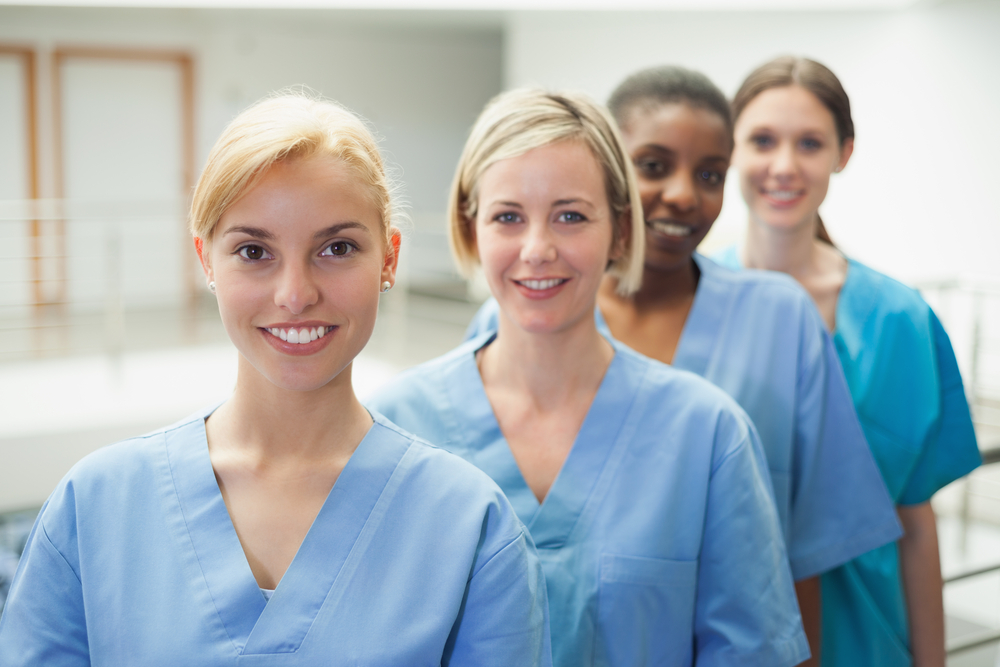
[715,247,982,667]
[370,336,809,667]
[464,254,902,581]
[0,408,552,667]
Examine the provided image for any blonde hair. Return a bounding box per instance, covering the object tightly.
[189,92,394,245]
[448,89,645,296]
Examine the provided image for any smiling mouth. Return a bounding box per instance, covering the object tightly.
[514,278,568,290]
[648,219,694,237]
[264,326,333,345]
[763,189,804,202]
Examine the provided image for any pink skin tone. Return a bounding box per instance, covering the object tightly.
[733,85,853,240]
[474,139,620,339]
[197,156,398,394]
[193,154,399,590]
[471,139,623,503]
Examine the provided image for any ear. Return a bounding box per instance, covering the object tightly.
[194,237,213,281]
[381,227,402,286]
[836,137,854,173]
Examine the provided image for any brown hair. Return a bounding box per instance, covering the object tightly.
[732,56,853,246]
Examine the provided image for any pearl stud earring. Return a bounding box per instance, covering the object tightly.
[381,281,392,293]
[208,281,216,294]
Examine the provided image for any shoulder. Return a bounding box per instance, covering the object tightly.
[839,259,934,349]
[698,253,816,309]
[374,338,482,405]
[367,414,526,540]
[614,343,756,458]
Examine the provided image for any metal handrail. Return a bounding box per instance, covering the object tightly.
[948,628,1000,655]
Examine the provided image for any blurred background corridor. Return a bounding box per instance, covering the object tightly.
[1,1,999,662]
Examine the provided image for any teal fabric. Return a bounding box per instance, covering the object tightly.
[715,247,982,666]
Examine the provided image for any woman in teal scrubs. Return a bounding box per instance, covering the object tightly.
[0,94,551,666]
[371,88,809,667]
[717,56,981,666]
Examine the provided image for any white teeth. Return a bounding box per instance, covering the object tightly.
[767,190,800,201]
[650,220,692,237]
[520,279,564,290]
[268,326,328,344]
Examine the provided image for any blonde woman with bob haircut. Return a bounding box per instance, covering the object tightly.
[370,88,809,667]
[0,93,552,667]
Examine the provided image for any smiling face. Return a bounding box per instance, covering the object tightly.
[199,155,396,393]
[474,140,618,335]
[732,85,853,233]
[622,103,731,272]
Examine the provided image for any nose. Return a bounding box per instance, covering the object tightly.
[274,260,320,315]
[519,221,558,266]
[660,171,698,214]
[770,142,798,178]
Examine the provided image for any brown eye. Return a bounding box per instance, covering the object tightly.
[322,241,355,257]
[238,245,267,260]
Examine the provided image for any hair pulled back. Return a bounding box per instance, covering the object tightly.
[608,65,733,146]
[732,56,853,245]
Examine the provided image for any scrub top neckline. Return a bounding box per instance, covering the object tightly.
[454,334,643,548]
[594,253,732,377]
[164,409,404,655]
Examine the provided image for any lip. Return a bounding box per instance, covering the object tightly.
[259,321,338,356]
[511,277,570,300]
[646,218,702,252]
[760,187,806,209]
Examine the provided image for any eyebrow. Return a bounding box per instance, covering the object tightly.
[313,221,369,240]
[223,221,370,240]
[553,198,594,208]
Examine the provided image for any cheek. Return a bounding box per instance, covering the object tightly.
[636,180,662,214]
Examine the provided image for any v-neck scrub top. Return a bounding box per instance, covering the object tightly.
[369,337,809,667]
[716,248,982,667]
[464,254,902,582]
[0,409,552,666]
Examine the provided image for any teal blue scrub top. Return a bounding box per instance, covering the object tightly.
[716,248,982,667]
[0,408,552,666]
[464,254,902,582]
[370,336,809,667]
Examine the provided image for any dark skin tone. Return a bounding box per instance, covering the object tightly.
[598,101,820,667]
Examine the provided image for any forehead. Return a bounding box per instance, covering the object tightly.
[478,140,607,205]
[217,155,381,235]
[737,85,837,135]
[623,102,731,156]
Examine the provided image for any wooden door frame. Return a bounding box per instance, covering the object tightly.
[51,46,197,305]
[0,45,41,305]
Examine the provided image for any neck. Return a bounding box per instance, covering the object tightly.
[743,213,821,280]
[480,307,613,410]
[210,357,371,464]
[600,257,699,313]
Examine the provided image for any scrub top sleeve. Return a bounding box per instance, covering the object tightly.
[898,311,982,505]
[0,516,90,666]
[787,311,902,580]
[443,530,552,667]
[694,416,810,667]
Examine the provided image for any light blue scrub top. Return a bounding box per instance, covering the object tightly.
[0,408,552,667]
[369,336,810,667]
[716,248,982,667]
[465,254,902,581]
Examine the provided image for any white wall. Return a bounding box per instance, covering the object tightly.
[505,1,1000,286]
[0,7,504,304]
